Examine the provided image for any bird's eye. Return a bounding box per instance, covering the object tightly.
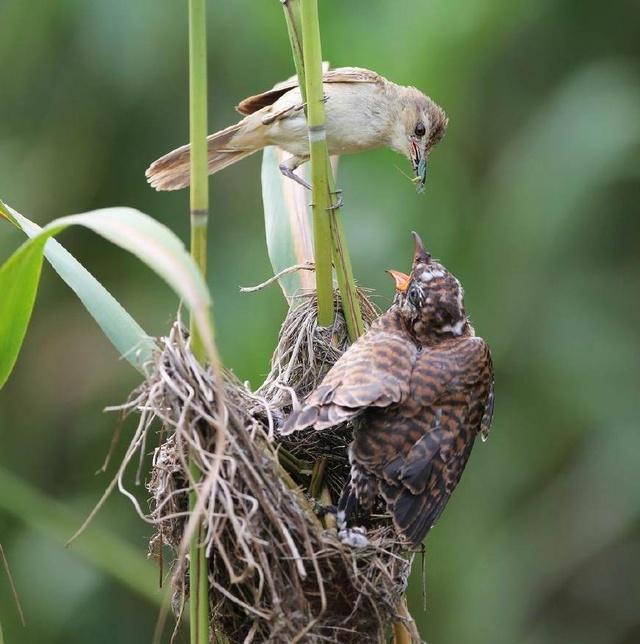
[414,122,426,137]
[408,284,421,307]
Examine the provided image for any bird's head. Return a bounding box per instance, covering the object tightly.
[389,88,448,193]
[387,232,469,342]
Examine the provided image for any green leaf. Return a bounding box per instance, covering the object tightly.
[0,201,156,374]
[0,203,216,388]
[0,230,48,389]
[261,146,316,302]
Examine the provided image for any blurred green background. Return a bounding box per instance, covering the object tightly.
[1,1,639,642]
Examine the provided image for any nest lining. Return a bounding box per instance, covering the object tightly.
[118,291,420,643]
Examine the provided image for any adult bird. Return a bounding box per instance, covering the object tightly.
[281,232,494,547]
[146,67,448,194]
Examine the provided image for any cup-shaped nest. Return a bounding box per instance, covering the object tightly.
[122,292,419,642]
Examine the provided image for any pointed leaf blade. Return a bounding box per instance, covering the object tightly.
[1,202,156,373]
[0,203,216,388]
[261,146,315,302]
[0,234,48,387]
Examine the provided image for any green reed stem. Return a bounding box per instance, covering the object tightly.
[300,0,334,325]
[188,1,211,643]
[189,0,209,284]
[326,166,364,339]
[282,0,364,339]
[281,0,306,95]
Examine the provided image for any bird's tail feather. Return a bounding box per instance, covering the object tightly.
[145,119,259,191]
[389,487,447,547]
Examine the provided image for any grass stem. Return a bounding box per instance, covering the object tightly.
[188,1,211,643]
[283,0,364,340]
[300,0,334,326]
[281,0,306,96]
[326,171,364,339]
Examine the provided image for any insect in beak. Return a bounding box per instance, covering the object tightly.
[410,140,427,193]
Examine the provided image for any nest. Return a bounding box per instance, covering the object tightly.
[118,291,420,643]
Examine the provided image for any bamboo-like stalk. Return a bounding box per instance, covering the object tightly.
[282,0,364,340]
[393,597,421,643]
[300,0,334,326]
[281,0,306,96]
[326,173,364,339]
[393,620,413,644]
[188,1,211,643]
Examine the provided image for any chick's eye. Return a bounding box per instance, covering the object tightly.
[414,122,426,137]
[408,284,421,307]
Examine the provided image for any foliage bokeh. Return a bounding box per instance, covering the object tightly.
[1,1,639,642]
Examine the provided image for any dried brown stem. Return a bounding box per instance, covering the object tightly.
[239,262,315,293]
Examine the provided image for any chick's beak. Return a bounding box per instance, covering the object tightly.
[410,140,427,194]
[386,269,411,293]
[411,231,431,264]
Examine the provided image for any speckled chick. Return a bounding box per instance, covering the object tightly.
[282,232,494,547]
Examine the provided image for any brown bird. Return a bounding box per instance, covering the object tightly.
[281,232,494,547]
[146,67,448,193]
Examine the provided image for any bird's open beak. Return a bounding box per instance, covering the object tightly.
[410,140,427,194]
[386,269,411,293]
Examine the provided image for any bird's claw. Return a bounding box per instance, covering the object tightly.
[278,163,311,190]
[338,526,369,549]
[327,189,343,211]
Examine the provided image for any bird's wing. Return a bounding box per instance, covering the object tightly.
[480,370,495,441]
[281,313,417,434]
[377,337,494,545]
[236,67,382,115]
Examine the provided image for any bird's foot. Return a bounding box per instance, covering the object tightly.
[338,526,369,549]
[278,163,311,190]
[327,189,343,211]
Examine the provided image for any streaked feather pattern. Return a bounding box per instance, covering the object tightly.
[282,234,494,547]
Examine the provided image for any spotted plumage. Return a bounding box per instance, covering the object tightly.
[282,232,494,547]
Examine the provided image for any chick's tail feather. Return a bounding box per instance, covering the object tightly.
[145,118,261,191]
